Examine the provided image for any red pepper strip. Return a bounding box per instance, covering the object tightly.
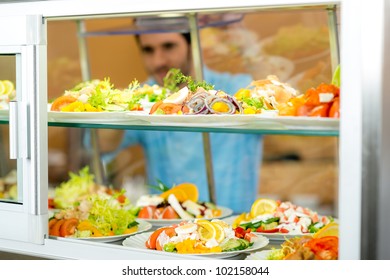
[255,228,279,233]
[234,227,251,238]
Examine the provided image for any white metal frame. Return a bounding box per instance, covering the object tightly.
[0,15,48,244]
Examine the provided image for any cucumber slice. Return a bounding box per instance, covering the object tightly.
[221,238,243,252]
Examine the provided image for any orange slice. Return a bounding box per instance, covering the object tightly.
[160,182,199,202]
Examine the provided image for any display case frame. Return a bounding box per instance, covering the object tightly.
[0,0,388,260]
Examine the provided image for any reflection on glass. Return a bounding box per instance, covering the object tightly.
[0,54,18,203]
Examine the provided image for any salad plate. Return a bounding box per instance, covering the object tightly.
[126,114,260,127]
[48,111,137,123]
[257,232,309,242]
[245,249,273,260]
[138,206,233,227]
[122,232,269,259]
[50,219,152,243]
[254,115,339,130]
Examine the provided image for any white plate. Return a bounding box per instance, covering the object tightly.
[122,232,269,259]
[50,219,152,243]
[126,114,259,127]
[245,249,274,260]
[255,115,339,130]
[259,232,309,242]
[138,206,233,227]
[48,111,134,123]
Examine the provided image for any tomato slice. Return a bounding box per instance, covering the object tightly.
[145,227,168,249]
[50,95,77,111]
[149,101,163,115]
[49,219,65,236]
[59,218,79,237]
[161,206,179,219]
[48,218,59,232]
[308,103,330,117]
[138,206,157,219]
[329,97,340,118]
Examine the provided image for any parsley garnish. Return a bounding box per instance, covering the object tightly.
[163,68,214,92]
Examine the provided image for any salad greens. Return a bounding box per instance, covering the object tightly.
[85,194,137,236]
[53,166,95,209]
[163,68,214,92]
[331,64,340,87]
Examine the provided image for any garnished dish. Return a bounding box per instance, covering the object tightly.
[234,75,297,114]
[233,198,334,241]
[49,166,150,242]
[123,219,269,258]
[49,193,150,242]
[133,181,232,226]
[149,68,244,115]
[277,82,340,118]
[277,64,340,118]
[49,78,167,113]
[49,166,124,210]
[246,222,339,260]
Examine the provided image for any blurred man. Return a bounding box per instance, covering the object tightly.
[95,28,263,213]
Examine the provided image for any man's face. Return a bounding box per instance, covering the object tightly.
[138,33,192,86]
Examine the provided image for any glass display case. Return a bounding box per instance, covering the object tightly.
[0,0,389,260]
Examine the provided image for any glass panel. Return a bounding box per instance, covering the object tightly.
[0,54,18,203]
[46,7,339,226]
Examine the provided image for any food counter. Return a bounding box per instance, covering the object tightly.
[0,0,389,260]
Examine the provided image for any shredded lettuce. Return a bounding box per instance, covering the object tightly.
[266,248,285,260]
[87,194,137,235]
[53,166,95,209]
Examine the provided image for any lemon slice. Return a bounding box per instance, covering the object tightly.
[250,198,278,218]
[0,81,5,95]
[163,86,189,104]
[313,222,339,239]
[211,222,226,243]
[197,220,216,242]
[211,219,230,229]
[2,80,14,95]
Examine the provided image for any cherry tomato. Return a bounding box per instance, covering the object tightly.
[116,194,127,204]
